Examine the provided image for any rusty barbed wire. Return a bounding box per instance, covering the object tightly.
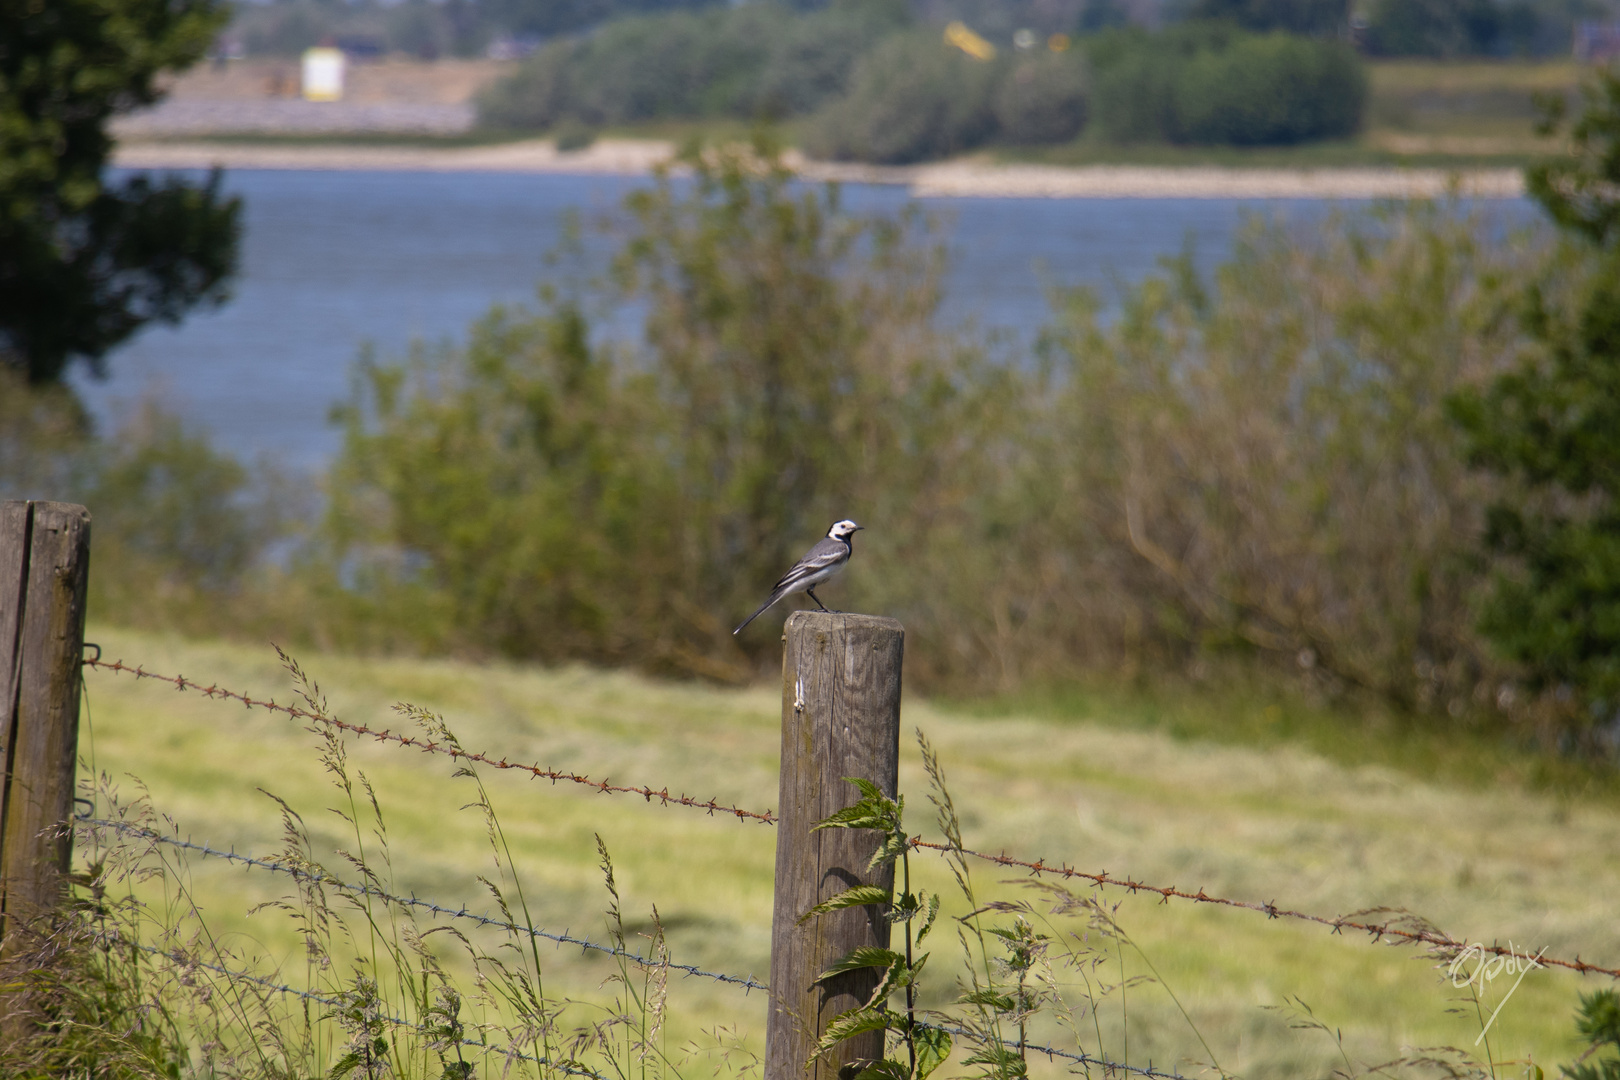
[82,657,775,825]
[85,818,767,992]
[111,935,610,1080]
[84,656,1619,982]
[120,933,1183,1080]
[912,838,1620,981]
[85,831,1184,1076]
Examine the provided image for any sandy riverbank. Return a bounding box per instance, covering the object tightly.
[112,137,1526,199]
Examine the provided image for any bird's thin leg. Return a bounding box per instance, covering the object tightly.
[807,589,831,612]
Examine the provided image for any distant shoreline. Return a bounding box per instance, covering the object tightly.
[112,137,1526,200]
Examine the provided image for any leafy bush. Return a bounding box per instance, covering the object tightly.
[1450,69,1620,740]
[1182,0,1349,35]
[321,139,1540,712]
[1088,24,1365,145]
[326,139,1015,675]
[1360,0,1517,58]
[802,32,1001,164]
[1563,990,1620,1080]
[477,0,907,130]
[1038,200,1534,710]
[0,377,297,638]
[993,52,1088,146]
[1172,31,1364,145]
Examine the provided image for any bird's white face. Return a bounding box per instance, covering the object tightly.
[828,519,863,540]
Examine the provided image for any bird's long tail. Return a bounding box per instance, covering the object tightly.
[733,589,786,635]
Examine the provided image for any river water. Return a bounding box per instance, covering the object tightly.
[73,169,1530,470]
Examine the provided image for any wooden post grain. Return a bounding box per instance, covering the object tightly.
[766,611,904,1080]
[0,500,92,953]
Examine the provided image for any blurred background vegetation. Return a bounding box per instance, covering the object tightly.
[196,0,1620,164]
[10,0,1620,766]
[9,112,1620,758]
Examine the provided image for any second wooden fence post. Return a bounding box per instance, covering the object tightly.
[1,501,92,953]
[766,611,904,1080]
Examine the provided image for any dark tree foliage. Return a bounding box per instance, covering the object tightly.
[1,0,241,384]
[478,0,723,42]
[1087,24,1364,146]
[1450,69,1620,730]
[1563,990,1620,1080]
[1360,0,1525,57]
[1182,0,1349,36]
[479,0,908,130]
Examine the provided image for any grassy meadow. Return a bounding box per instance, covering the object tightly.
[77,624,1620,1080]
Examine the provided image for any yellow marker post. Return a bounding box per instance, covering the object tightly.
[943,21,996,60]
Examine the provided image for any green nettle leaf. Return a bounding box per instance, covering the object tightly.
[811,1007,897,1059]
[814,779,902,836]
[846,778,887,804]
[816,946,908,982]
[914,1025,953,1080]
[869,831,910,870]
[959,988,1017,1011]
[963,1044,1028,1073]
[800,885,895,924]
[814,805,892,832]
[916,893,942,944]
[853,1059,913,1080]
[864,957,906,1009]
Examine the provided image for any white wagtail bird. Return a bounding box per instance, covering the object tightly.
[733,519,864,635]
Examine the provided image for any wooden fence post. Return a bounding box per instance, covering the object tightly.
[0,500,92,954]
[766,611,904,1080]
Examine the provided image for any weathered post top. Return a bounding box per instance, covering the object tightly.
[766,611,904,1080]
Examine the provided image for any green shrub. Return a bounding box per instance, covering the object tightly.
[477,0,907,130]
[1086,28,1178,143]
[1450,69,1620,739]
[1088,24,1365,146]
[322,139,1540,709]
[326,140,1015,674]
[1170,31,1364,145]
[1038,200,1535,710]
[1361,0,1506,58]
[803,32,1001,164]
[993,51,1088,146]
[0,378,298,639]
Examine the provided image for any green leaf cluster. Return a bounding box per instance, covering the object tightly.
[1087,23,1365,146]
[803,777,949,1080]
[1563,990,1620,1080]
[325,138,1016,675]
[478,0,909,131]
[1451,67,1620,731]
[0,0,241,383]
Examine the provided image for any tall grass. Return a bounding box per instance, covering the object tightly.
[16,643,1608,1080]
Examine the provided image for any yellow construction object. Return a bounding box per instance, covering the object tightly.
[944,21,996,61]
